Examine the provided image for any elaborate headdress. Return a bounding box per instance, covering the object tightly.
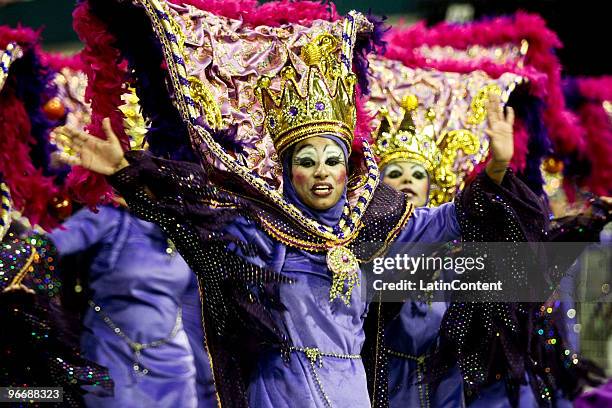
[373,93,442,173]
[74,1,378,243]
[563,77,612,196]
[383,13,588,195]
[0,44,19,238]
[0,28,69,229]
[256,32,357,155]
[368,57,522,206]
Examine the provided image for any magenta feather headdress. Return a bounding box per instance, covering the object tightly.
[0,26,63,229]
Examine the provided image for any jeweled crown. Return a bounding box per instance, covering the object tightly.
[256,33,357,156]
[373,94,442,172]
[373,94,480,206]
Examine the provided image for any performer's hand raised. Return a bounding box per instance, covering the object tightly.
[484,92,515,184]
[56,117,128,175]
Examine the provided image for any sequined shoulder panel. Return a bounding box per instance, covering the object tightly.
[351,183,414,262]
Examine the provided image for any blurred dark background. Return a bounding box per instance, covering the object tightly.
[1,0,609,76]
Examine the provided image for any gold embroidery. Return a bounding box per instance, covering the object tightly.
[188,76,223,129]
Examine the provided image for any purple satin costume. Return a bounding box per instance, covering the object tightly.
[225,203,461,408]
[48,206,216,408]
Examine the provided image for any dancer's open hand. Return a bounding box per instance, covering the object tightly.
[484,92,515,184]
[56,117,128,175]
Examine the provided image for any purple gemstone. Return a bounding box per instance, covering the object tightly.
[289,106,298,116]
[269,117,276,128]
[315,101,325,111]
[400,136,407,141]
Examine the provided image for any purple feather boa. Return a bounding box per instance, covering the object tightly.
[11,50,65,180]
[353,12,388,95]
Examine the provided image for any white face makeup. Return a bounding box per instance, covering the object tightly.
[290,137,347,210]
[382,160,429,207]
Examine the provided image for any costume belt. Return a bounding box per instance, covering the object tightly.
[388,348,431,408]
[283,346,361,408]
[89,300,182,376]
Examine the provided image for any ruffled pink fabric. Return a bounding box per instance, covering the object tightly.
[384,12,586,158]
[167,0,339,26]
[0,25,38,49]
[0,26,63,229]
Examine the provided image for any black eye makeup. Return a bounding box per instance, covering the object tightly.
[386,170,403,179]
[325,155,343,166]
[293,157,315,167]
[412,170,426,180]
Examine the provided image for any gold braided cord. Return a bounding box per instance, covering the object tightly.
[258,216,362,252]
[5,247,37,290]
[0,43,23,92]
[0,182,12,240]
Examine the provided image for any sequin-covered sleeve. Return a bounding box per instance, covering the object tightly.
[430,169,599,405]
[108,150,234,241]
[548,211,611,243]
[110,150,209,216]
[0,230,114,404]
[108,151,292,407]
[455,168,549,241]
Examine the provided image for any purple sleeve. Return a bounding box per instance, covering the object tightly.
[395,202,460,244]
[47,206,120,256]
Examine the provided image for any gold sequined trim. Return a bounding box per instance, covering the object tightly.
[258,215,362,252]
[275,121,353,156]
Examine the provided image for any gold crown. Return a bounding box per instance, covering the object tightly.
[373,94,480,206]
[373,94,442,173]
[256,33,357,156]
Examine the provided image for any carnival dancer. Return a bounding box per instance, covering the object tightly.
[44,203,215,408]
[366,49,530,406]
[42,56,216,408]
[372,94,467,408]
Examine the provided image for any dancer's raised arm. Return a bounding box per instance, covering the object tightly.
[484,93,515,184]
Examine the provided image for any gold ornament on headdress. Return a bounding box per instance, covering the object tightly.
[0,182,12,240]
[118,87,150,151]
[373,94,440,174]
[373,94,480,206]
[255,33,357,156]
[0,43,23,92]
